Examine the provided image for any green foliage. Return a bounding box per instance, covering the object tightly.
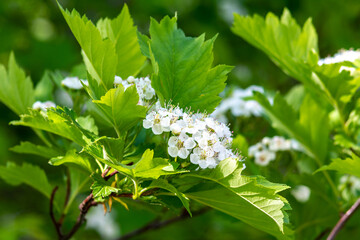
[0,53,34,115]
[11,108,88,146]
[146,16,233,113]
[232,134,249,157]
[91,173,119,202]
[10,141,63,159]
[316,154,360,178]
[59,5,117,90]
[232,9,360,117]
[93,85,146,134]
[254,92,329,162]
[49,149,94,173]
[0,162,52,198]
[183,158,291,239]
[34,71,54,102]
[147,179,191,215]
[96,4,146,78]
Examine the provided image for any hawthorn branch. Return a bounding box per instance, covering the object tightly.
[50,167,119,240]
[118,208,210,240]
[327,198,360,240]
[50,186,63,239]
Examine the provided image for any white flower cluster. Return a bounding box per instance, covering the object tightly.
[32,101,56,112]
[318,49,360,65]
[61,77,89,90]
[291,185,311,203]
[211,86,264,123]
[114,75,155,105]
[143,104,241,169]
[248,136,302,166]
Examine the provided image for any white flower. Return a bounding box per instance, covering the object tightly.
[254,150,276,166]
[32,101,56,112]
[211,85,266,122]
[61,77,88,89]
[168,132,196,159]
[143,104,242,169]
[291,185,311,203]
[143,111,170,135]
[268,136,291,151]
[339,175,360,196]
[114,75,156,105]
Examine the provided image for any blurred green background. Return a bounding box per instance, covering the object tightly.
[1,0,360,239]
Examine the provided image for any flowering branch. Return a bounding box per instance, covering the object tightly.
[327,198,360,240]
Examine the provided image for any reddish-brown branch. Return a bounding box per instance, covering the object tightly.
[118,208,209,240]
[50,186,63,239]
[50,167,121,240]
[327,198,360,240]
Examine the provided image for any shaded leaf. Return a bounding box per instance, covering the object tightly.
[0,53,34,115]
[10,141,63,159]
[49,149,95,173]
[0,162,52,198]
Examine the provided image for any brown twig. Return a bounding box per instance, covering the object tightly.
[327,198,360,240]
[50,186,63,239]
[118,208,209,240]
[50,167,119,240]
[104,170,119,181]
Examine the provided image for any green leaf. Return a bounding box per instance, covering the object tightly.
[0,162,52,198]
[90,173,119,202]
[34,70,54,101]
[232,9,360,116]
[76,115,99,135]
[232,134,249,157]
[254,92,329,162]
[147,179,191,215]
[96,4,146,78]
[93,84,146,133]
[148,16,233,113]
[11,108,88,146]
[49,149,95,173]
[10,141,63,159]
[316,154,360,178]
[183,158,292,239]
[59,4,117,90]
[0,52,34,115]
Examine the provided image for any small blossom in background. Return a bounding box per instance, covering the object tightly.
[339,175,360,196]
[86,206,120,240]
[211,85,265,123]
[61,77,89,89]
[114,75,155,106]
[249,136,302,166]
[32,101,56,112]
[291,185,311,203]
[318,49,360,74]
[143,103,242,169]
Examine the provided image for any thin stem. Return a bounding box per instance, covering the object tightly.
[117,208,209,240]
[50,186,63,239]
[327,198,360,240]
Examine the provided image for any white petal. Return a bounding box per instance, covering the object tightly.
[143,120,153,129]
[184,138,196,149]
[190,154,200,164]
[198,160,208,169]
[161,117,170,127]
[178,148,189,159]
[168,147,179,158]
[168,136,178,147]
[152,124,163,135]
